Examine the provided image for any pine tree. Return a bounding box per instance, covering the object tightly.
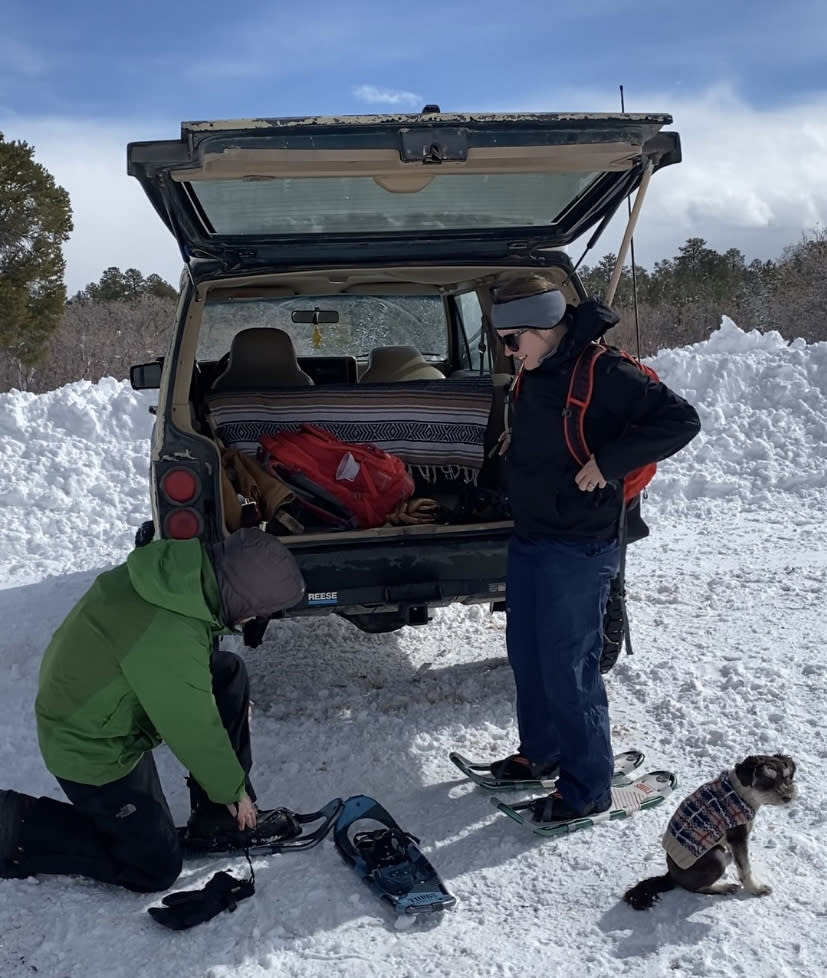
[73,266,176,303]
[0,133,73,374]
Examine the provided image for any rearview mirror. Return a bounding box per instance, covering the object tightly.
[291,308,339,324]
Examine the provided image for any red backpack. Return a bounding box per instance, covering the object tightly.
[259,425,415,529]
[564,343,659,504]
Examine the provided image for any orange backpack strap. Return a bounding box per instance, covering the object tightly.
[563,342,607,467]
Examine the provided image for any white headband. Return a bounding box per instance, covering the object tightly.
[491,289,567,330]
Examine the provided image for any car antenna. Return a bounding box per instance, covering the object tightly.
[619,84,644,361]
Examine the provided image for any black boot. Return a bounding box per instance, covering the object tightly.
[184,803,243,848]
[529,789,612,823]
[184,802,300,851]
[488,754,559,782]
[0,789,36,879]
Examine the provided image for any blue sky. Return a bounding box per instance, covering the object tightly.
[5,0,826,118]
[2,0,827,293]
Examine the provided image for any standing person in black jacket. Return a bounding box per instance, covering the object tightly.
[488,274,700,823]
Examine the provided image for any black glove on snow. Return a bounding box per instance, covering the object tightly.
[148,871,255,931]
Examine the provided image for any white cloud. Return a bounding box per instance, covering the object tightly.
[3,85,827,294]
[353,85,422,107]
[634,87,827,266]
[499,83,827,268]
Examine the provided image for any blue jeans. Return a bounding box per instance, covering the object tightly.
[505,534,620,811]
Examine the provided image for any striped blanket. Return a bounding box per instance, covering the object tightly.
[206,378,494,481]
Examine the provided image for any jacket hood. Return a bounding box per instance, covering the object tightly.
[206,528,305,626]
[555,297,621,365]
[126,539,221,626]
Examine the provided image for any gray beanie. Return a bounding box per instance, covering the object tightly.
[206,528,305,626]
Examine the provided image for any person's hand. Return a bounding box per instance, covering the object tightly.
[226,792,257,830]
[575,454,607,492]
[496,430,511,456]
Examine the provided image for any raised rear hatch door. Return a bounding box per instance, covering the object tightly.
[128,111,680,271]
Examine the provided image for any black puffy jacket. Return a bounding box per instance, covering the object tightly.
[505,299,701,541]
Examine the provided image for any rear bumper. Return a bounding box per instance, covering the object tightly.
[283,528,510,617]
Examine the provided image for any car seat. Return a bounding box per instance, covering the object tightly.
[210,327,314,391]
[359,345,446,383]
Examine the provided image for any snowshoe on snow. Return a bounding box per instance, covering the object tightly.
[334,794,456,916]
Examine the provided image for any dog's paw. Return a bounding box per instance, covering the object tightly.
[747,883,773,897]
[720,883,741,896]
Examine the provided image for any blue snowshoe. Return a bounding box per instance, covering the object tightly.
[334,795,456,916]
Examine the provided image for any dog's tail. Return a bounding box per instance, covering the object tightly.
[623,874,676,910]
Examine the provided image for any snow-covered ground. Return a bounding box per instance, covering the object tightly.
[0,317,824,978]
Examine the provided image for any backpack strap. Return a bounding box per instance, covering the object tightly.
[563,342,607,467]
[564,343,638,663]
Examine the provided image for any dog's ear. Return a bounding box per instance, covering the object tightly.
[774,754,796,779]
[734,755,761,787]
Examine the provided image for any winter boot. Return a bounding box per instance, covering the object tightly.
[184,802,301,851]
[184,803,244,849]
[0,789,34,879]
[529,789,612,824]
[488,754,559,783]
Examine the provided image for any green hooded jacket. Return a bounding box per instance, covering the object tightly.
[35,540,246,805]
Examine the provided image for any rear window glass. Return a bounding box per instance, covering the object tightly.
[197,294,447,362]
[188,172,597,236]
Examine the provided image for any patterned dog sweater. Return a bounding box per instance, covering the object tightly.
[662,771,755,870]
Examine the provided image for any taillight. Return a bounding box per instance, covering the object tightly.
[163,508,203,539]
[160,468,200,504]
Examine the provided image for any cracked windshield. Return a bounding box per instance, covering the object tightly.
[197,294,448,361]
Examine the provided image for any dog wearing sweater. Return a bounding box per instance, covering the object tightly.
[623,754,797,910]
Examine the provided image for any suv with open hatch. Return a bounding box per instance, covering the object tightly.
[128,107,681,635]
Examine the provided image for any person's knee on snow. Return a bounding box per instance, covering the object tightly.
[122,845,183,894]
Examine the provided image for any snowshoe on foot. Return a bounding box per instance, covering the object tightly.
[451,748,644,792]
[493,770,677,838]
[180,798,343,855]
[528,789,612,823]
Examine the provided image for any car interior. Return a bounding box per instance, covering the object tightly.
[170,262,580,539]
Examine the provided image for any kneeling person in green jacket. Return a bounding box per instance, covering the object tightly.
[0,527,305,892]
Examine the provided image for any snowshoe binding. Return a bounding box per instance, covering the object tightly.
[180,797,343,855]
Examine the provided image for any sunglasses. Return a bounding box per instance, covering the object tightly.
[497,328,530,352]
